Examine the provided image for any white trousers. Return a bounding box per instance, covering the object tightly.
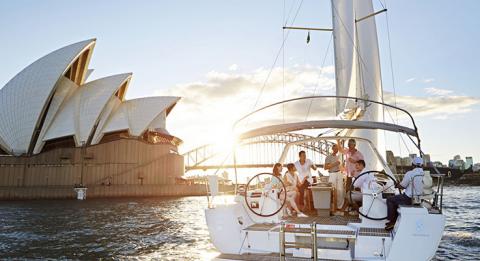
[286,189,300,212]
[328,171,344,209]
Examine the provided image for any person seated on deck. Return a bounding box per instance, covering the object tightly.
[283,163,307,217]
[270,163,284,189]
[353,160,375,191]
[385,156,424,231]
[349,160,374,211]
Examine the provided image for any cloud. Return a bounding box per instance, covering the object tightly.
[157,66,479,150]
[384,92,479,118]
[228,64,238,71]
[424,87,454,96]
[423,78,435,83]
[405,78,416,83]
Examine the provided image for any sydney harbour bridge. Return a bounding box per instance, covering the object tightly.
[182,133,334,173]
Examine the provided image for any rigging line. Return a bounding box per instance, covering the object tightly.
[305,33,333,121]
[249,0,304,113]
[384,106,411,154]
[283,0,286,123]
[382,0,403,156]
[284,0,299,26]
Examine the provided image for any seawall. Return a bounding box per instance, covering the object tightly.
[0,184,211,200]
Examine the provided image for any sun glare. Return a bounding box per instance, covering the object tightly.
[211,131,238,155]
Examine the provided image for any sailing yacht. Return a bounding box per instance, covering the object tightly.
[205,1,445,260]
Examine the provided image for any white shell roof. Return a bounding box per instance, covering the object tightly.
[0,39,95,155]
[32,76,78,154]
[101,96,180,137]
[43,73,132,145]
[0,39,180,155]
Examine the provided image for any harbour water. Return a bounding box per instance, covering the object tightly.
[0,185,478,260]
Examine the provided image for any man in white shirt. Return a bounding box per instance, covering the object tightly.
[325,144,344,211]
[294,150,317,210]
[385,156,425,231]
[353,160,374,191]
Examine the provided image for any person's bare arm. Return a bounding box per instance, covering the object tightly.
[325,160,340,170]
[337,139,346,154]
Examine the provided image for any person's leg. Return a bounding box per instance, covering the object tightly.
[344,176,352,211]
[335,173,345,210]
[298,181,309,210]
[328,174,337,210]
[287,191,302,213]
[387,195,399,223]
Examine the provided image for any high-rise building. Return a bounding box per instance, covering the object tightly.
[423,154,431,166]
[409,153,417,160]
[465,157,473,170]
[386,151,396,173]
[473,163,480,173]
[402,157,412,166]
[395,156,402,166]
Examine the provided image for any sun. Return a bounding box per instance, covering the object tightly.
[211,130,238,155]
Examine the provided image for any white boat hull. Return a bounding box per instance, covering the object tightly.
[206,201,445,260]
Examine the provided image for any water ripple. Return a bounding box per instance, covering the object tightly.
[0,185,478,260]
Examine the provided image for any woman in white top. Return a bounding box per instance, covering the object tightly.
[283,163,307,217]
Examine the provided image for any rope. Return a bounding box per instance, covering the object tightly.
[305,33,333,121]
[250,0,304,113]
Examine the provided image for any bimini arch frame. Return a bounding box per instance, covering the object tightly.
[233,95,423,153]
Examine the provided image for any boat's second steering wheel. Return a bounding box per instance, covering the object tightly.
[244,173,287,217]
[349,170,401,220]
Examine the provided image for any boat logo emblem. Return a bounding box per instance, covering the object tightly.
[415,220,424,232]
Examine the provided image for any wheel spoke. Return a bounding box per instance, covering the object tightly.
[365,200,375,216]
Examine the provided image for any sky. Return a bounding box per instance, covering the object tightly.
[0,0,479,164]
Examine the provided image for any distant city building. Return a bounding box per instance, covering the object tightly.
[386,151,396,173]
[423,154,431,166]
[395,156,402,166]
[432,161,445,168]
[465,157,473,170]
[449,155,465,170]
[402,157,412,166]
[473,163,480,173]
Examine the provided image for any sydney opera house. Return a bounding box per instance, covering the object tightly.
[0,39,191,199]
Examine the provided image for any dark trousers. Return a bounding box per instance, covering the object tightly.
[297,181,310,209]
[386,193,412,222]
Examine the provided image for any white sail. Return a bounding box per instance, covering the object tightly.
[331,0,357,115]
[331,0,385,168]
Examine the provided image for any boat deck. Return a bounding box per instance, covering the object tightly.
[216,253,358,261]
[244,215,390,238]
[244,215,361,232]
[283,215,361,225]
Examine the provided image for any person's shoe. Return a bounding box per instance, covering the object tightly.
[385,222,395,231]
[297,212,308,218]
[333,211,344,216]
